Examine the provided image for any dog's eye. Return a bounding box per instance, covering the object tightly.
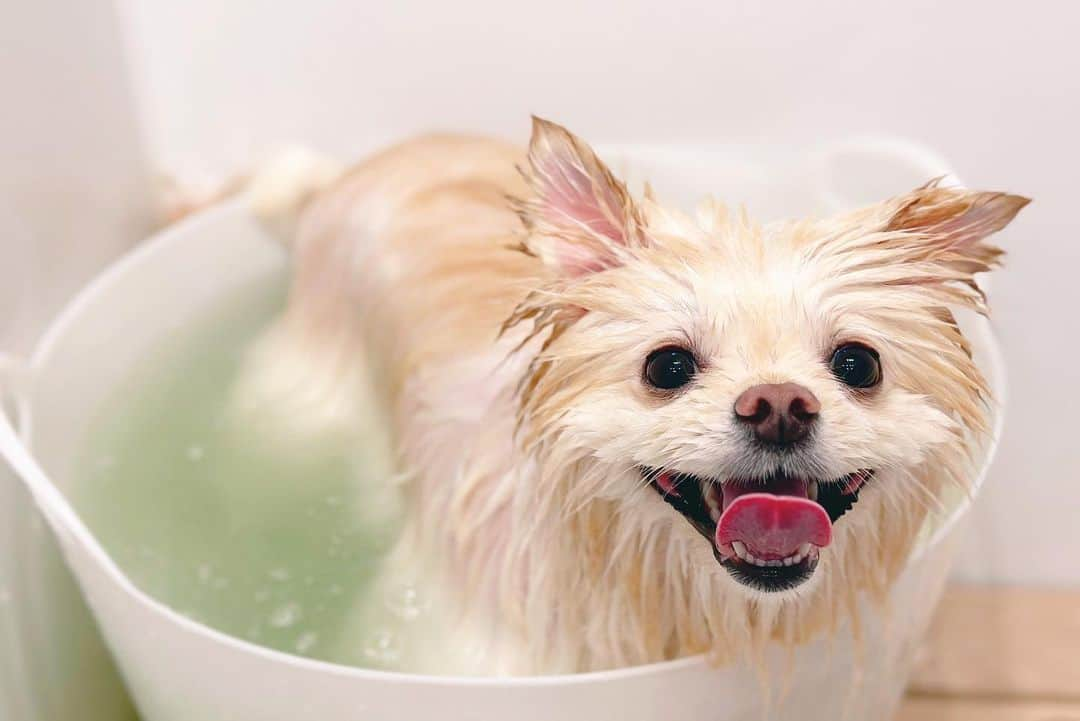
[644,347,697,390]
[830,344,882,389]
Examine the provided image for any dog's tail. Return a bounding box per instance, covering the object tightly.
[159,147,345,242]
[243,147,346,245]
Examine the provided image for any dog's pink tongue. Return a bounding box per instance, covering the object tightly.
[716,493,832,559]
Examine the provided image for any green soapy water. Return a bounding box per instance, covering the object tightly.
[73,275,423,668]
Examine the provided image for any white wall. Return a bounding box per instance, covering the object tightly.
[0,0,153,356]
[117,0,1079,585]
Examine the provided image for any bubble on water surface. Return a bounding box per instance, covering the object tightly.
[362,629,401,666]
[185,444,205,461]
[197,563,213,584]
[268,567,291,582]
[269,602,302,628]
[295,632,319,654]
[385,584,430,621]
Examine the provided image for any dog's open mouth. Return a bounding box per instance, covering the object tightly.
[642,468,873,592]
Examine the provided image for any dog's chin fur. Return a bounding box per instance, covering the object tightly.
[236,118,1027,674]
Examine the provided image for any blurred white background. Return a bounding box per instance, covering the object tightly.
[0,0,151,355]
[5,0,1079,585]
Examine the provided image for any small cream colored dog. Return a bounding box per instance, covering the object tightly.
[237,118,1026,674]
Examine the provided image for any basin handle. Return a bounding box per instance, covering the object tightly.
[0,355,75,546]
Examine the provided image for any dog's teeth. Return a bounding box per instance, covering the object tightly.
[705,485,723,522]
[732,542,799,567]
[798,542,811,557]
[807,481,818,501]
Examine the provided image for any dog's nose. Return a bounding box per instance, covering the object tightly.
[734,383,820,446]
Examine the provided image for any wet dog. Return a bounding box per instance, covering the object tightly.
[234,118,1027,673]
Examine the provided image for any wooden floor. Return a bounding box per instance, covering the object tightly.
[896,586,1080,720]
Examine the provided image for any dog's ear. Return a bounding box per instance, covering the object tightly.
[517,116,644,277]
[885,181,1030,273]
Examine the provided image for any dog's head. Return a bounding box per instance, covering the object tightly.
[509,117,1026,607]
